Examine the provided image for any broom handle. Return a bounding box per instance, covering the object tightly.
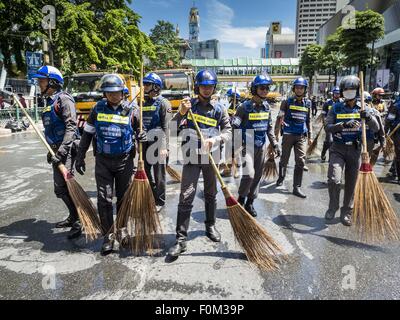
[188,109,226,188]
[12,94,55,157]
[359,71,368,153]
[139,62,144,161]
[233,87,236,112]
[388,123,400,139]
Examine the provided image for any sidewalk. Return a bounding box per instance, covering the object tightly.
[0,123,44,138]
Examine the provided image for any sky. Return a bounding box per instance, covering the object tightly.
[129,0,297,58]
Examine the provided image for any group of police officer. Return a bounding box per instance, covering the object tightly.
[32,64,400,258]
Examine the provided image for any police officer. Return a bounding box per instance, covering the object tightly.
[140,72,170,212]
[168,70,232,257]
[385,93,400,184]
[371,87,387,115]
[363,91,385,157]
[324,76,379,226]
[74,74,145,255]
[321,86,341,162]
[233,75,280,217]
[33,66,81,239]
[275,77,312,198]
[123,87,130,102]
[221,88,241,177]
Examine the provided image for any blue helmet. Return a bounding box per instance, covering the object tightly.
[123,87,130,96]
[99,74,125,92]
[33,65,64,85]
[251,74,273,95]
[332,86,340,94]
[195,69,218,86]
[143,72,163,89]
[292,77,308,88]
[227,88,240,99]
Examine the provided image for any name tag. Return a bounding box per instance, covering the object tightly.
[336,113,360,120]
[289,105,308,112]
[249,112,269,120]
[97,113,130,125]
[228,109,236,115]
[188,113,217,127]
[142,106,157,112]
[42,106,51,113]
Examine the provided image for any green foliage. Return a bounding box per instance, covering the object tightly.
[0,0,154,77]
[300,44,323,79]
[339,10,385,70]
[149,20,181,69]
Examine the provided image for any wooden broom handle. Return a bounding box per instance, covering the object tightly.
[233,87,237,112]
[388,123,400,138]
[359,71,368,152]
[139,62,144,161]
[188,109,226,188]
[12,93,55,157]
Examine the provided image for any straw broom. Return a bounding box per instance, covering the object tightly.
[166,165,181,182]
[115,63,162,255]
[12,94,101,241]
[383,123,400,160]
[188,109,286,271]
[262,144,278,181]
[352,72,400,243]
[306,124,324,157]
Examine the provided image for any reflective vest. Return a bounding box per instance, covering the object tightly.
[142,96,165,131]
[184,99,222,150]
[42,92,73,145]
[94,100,133,155]
[332,102,361,144]
[283,97,310,135]
[241,100,271,148]
[373,102,385,113]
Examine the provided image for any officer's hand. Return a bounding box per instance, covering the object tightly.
[203,138,215,153]
[344,120,360,128]
[160,149,168,159]
[138,131,147,142]
[179,97,192,115]
[47,152,52,164]
[308,138,313,146]
[360,110,372,121]
[273,144,281,158]
[75,158,86,175]
[50,155,61,167]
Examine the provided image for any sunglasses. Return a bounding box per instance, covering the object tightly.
[258,86,270,91]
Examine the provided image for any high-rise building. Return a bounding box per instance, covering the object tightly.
[185,4,220,59]
[295,0,350,57]
[264,22,296,59]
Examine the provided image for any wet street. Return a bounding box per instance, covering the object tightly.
[1,127,400,300]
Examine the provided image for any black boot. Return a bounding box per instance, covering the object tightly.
[101,236,114,256]
[293,166,307,198]
[245,198,257,217]
[168,241,187,257]
[396,161,400,185]
[321,141,330,162]
[237,196,246,206]
[340,208,352,227]
[324,209,336,220]
[276,164,286,186]
[67,221,82,240]
[56,195,78,228]
[205,200,221,242]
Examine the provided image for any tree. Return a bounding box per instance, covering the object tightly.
[339,10,385,76]
[300,44,323,92]
[0,0,154,77]
[149,20,181,69]
[318,31,346,87]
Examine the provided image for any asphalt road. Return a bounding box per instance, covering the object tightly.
[1,122,400,300]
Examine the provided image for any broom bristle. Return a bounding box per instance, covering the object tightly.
[353,157,400,243]
[370,147,381,167]
[383,136,395,160]
[166,165,182,182]
[116,160,162,255]
[65,178,101,241]
[262,145,278,181]
[306,126,323,157]
[222,188,286,271]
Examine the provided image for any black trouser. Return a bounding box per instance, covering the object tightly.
[52,146,78,222]
[176,162,217,241]
[95,152,134,236]
[143,142,166,206]
[238,146,265,200]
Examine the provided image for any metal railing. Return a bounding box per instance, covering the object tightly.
[0,105,43,128]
